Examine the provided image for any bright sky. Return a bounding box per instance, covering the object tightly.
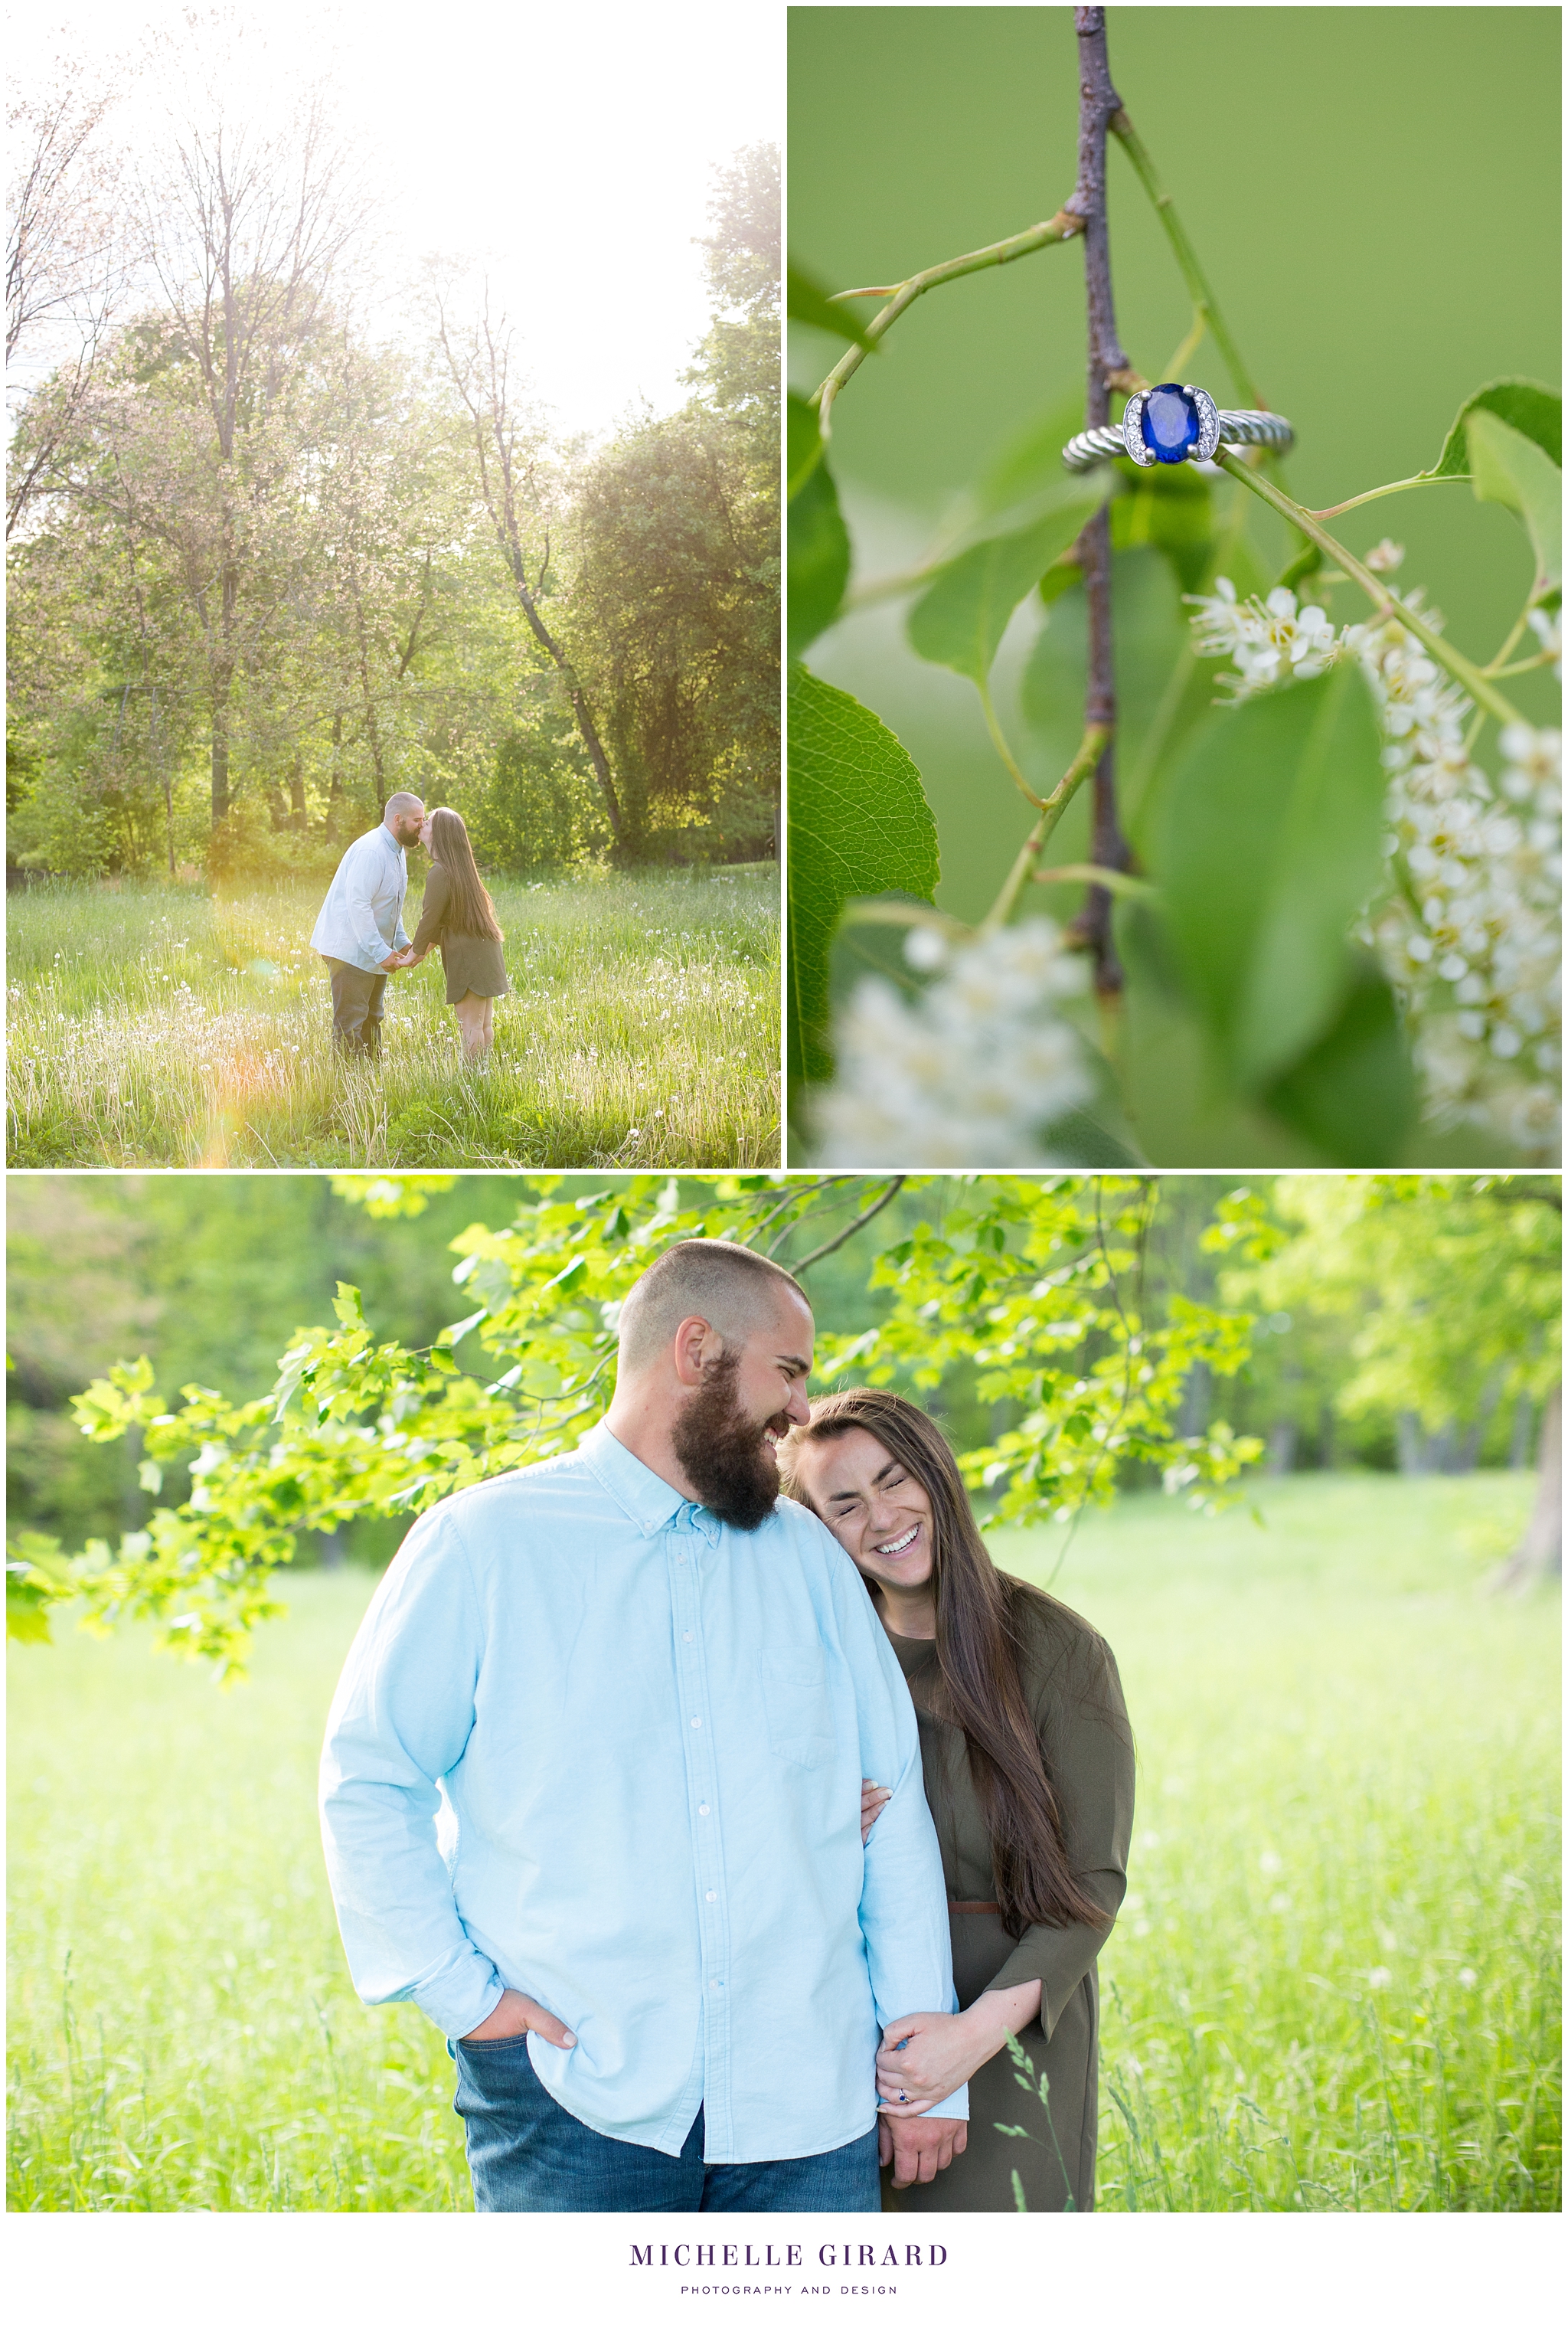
[7,0,781,440]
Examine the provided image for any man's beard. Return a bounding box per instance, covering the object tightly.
[671,1349,784,1532]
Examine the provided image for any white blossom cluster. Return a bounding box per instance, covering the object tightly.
[1187,562,1561,1159]
[814,918,1092,1163]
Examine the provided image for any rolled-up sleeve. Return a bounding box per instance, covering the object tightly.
[319,1507,507,2039]
[833,1561,969,2122]
[982,1630,1134,2037]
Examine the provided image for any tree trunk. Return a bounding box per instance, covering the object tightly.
[504,544,622,842]
[210,669,232,824]
[1267,1419,1297,1476]
[288,756,307,829]
[325,711,344,837]
[1491,1382,1561,1591]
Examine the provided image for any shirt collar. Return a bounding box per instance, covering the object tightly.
[375,825,403,867]
[578,1420,710,1539]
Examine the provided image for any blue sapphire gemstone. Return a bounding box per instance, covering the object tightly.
[1141,382,1200,464]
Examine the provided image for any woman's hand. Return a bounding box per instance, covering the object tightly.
[861,1779,891,1842]
[875,1981,1044,2113]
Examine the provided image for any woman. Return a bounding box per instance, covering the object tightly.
[782,1388,1133,2213]
[401,806,511,1059]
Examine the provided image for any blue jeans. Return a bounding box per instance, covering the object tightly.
[451,2035,881,2212]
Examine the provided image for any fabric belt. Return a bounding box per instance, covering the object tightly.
[948,1900,1001,1915]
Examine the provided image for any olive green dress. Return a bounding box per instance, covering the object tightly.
[882,1597,1133,2214]
[410,862,511,1004]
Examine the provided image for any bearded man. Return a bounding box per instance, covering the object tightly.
[318,1239,968,2212]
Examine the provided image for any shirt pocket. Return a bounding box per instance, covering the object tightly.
[761,1656,835,1771]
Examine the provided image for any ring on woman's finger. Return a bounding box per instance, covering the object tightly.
[1062,382,1293,473]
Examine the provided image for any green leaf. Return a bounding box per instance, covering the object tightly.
[1110,463,1215,596]
[787,263,874,349]
[906,479,1109,686]
[1261,956,1416,1164]
[787,667,939,1086]
[787,391,825,502]
[1465,408,1562,596]
[1425,378,1560,478]
[788,450,851,660]
[1152,662,1387,1089]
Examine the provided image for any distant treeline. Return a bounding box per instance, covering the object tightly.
[8,1175,1557,1568]
[8,72,778,876]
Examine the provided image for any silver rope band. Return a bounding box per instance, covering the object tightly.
[1063,388,1293,474]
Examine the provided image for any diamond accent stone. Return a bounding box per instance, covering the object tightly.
[1122,393,1154,466]
[1192,387,1221,461]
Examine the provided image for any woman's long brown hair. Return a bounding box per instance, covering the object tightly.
[782,1388,1111,1941]
[427,807,502,940]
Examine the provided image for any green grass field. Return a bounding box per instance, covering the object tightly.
[7,1473,1559,2211]
[5,866,779,1169]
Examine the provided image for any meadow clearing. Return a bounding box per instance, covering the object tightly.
[6,1472,1558,2212]
[5,865,779,1169]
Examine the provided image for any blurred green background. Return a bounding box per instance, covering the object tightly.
[789,5,1561,921]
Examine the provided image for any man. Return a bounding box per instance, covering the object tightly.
[309,793,424,1058]
[319,1239,968,2211]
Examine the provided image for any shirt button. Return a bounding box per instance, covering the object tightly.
[697,1804,710,1815]
[690,1717,701,1728]
[682,1632,692,1643]
[710,1980,721,1991]
[676,1554,686,1565]
[706,1891,717,1902]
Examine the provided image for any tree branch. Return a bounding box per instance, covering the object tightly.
[1213,450,1525,725]
[1109,111,1263,409]
[810,212,1083,437]
[791,1177,908,1272]
[1069,7,1133,996]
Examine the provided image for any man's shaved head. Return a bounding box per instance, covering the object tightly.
[619,1240,810,1373]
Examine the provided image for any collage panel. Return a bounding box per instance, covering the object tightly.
[786,5,1560,1171]
[8,3,781,1172]
[7,1167,1563,2245]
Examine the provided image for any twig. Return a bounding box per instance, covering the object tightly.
[982,725,1110,930]
[1309,475,1468,522]
[1110,111,1263,409]
[978,675,1048,809]
[1213,450,1524,724]
[792,1177,907,1272]
[1070,8,1133,996]
[810,214,1083,437]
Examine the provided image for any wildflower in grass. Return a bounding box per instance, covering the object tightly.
[814,919,1092,1165]
[1366,1966,1393,1989]
[1458,1967,1478,1989]
[1186,570,1560,1159]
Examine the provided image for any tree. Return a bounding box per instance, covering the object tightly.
[1218,1176,1561,1580]
[6,67,133,536]
[433,285,625,844]
[8,1173,1263,1673]
[119,63,369,824]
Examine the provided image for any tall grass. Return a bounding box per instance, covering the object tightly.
[6,1474,1558,2210]
[6,865,779,1168]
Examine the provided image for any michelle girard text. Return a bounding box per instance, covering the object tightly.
[632,2245,949,2271]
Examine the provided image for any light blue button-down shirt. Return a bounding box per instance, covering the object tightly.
[318,1421,966,2163]
[310,825,410,973]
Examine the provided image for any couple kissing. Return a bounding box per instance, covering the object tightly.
[319,1238,1132,2212]
[310,793,510,1064]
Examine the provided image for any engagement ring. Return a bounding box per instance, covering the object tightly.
[1062,382,1293,473]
